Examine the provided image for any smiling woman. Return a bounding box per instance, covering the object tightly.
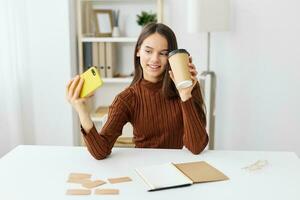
[66,23,208,160]
[136,33,169,83]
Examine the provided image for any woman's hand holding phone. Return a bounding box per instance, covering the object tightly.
[66,75,94,133]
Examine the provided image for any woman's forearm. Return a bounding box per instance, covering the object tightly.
[78,111,93,133]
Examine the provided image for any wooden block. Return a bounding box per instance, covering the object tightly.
[67,178,90,184]
[107,176,132,184]
[66,189,91,195]
[67,173,92,183]
[68,173,92,179]
[82,179,106,188]
[94,189,119,195]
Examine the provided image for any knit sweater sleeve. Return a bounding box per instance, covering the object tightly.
[81,89,134,160]
[180,83,209,154]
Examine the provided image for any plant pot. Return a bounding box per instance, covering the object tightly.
[112,26,121,37]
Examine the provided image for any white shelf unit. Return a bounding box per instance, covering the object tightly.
[76,0,163,74]
[81,37,138,42]
[76,0,164,146]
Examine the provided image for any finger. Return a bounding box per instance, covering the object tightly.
[66,79,73,98]
[188,63,196,69]
[188,63,198,73]
[68,76,80,98]
[191,75,198,81]
[85,92,95,98]
[189,69,198,76]
[68,75,80,98]
[66,79,73,90]
[191,76,198,87]
[66,77,76,96]
[73,77,84,99]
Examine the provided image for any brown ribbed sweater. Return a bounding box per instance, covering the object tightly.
[82,79,209,160]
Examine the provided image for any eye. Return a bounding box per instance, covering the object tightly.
[160,52,168,56]
[144,49,152,54]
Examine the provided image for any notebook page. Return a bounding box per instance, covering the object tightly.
[135,163,193,191]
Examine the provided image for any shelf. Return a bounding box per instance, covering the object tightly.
[81,37,137,43]
[103,77,133,83]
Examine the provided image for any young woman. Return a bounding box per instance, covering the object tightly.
[66,23,208,160]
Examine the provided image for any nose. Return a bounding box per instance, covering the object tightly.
[150,52,160,63]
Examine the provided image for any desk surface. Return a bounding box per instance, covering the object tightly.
[0,145,299,200]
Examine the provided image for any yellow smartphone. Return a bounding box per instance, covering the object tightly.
[79,66,103,98]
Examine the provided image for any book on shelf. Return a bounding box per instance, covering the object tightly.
[105,42,116,78]
[88,42,121,79]
[83,42,93,71]
[92,43,99,68]
[81,0,93,35]
[135,161,229,192]
[98,42,106,78]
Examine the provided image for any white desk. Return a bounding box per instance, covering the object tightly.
[0,145,299,200]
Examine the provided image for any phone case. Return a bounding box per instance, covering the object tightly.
[80,66,103,98]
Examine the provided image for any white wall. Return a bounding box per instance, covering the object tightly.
[212,0,300,154]
[0,0,25,157]
[25,0,77,145]
[165,0,300,155]
[0,0,77,157]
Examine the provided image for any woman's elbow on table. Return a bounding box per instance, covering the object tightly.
[89,149,111,160]
[188,147,204,155]
[187,135,209,155]
[92,154,108,160]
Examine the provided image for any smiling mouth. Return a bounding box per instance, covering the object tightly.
[148,64,161,70]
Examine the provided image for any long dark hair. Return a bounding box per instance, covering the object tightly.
[131,23,206,125]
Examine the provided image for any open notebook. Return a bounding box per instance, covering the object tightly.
[135,161,229,191]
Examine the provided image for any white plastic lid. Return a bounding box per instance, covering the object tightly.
[176,80,193,89]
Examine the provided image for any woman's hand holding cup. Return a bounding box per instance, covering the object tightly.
[168,49,198,101]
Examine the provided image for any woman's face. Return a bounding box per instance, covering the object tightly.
[137,33,169,83]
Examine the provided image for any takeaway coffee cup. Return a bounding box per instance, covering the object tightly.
[168,49,192,89]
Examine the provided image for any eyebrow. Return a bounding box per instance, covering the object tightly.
[145,45,168,52]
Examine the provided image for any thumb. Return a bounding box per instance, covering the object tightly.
[86,92,95,98]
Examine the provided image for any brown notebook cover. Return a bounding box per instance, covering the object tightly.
[174,161,229,183]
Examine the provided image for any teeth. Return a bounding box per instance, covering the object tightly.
[149,65,160,69]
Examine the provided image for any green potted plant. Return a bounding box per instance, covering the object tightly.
[136,11,157,27]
